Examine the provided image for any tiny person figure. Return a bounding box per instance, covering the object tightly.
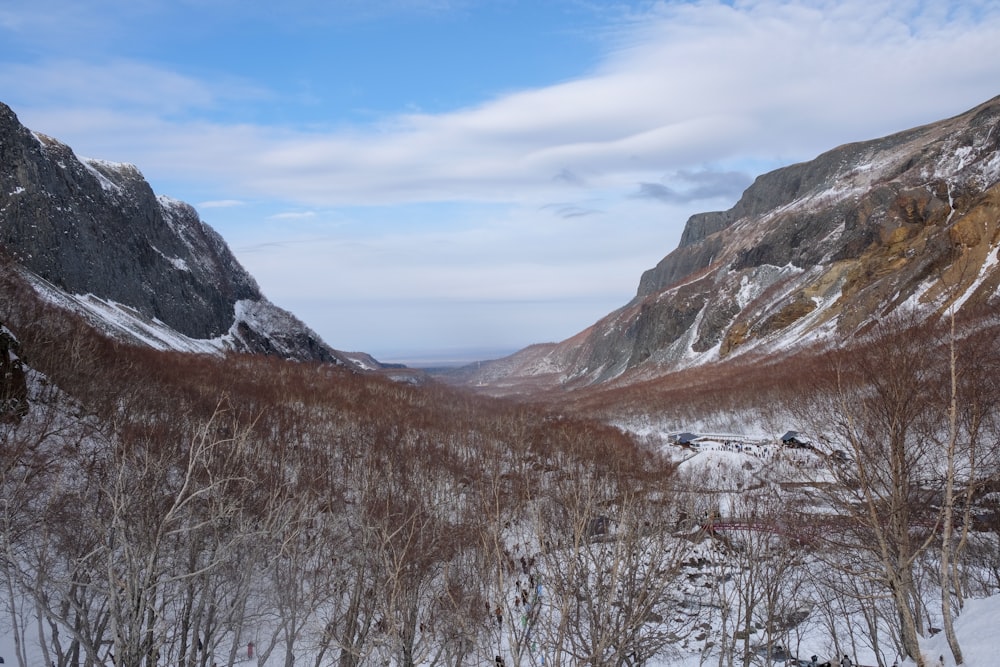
[841,655,853,667]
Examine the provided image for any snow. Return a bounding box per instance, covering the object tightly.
[654,593,1000,667]
[344,353,380,371]
[151,244,191,272]
[4,96,1000,667]
[9,520,997,666]
[918,594,1000,667]
[653,432,999,667]
[949,242,999,312]
[2,377,998,666]
[24,271,229,355]
[71,293,228,353]
[157,194,191,216]
[81,157,128,193]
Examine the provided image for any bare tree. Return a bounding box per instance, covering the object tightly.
[474,438,538,667]
[95,404,257,667]
[936,312,963,666]
[722,492,806,667]
[930,313,1000,665]
[797,316,949,667]
[534,459,688,667]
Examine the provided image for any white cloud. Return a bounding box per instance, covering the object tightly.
[9,0,1000,211]
[230,192,734,354]
[5,0,1000,357]
[0,61,249,115]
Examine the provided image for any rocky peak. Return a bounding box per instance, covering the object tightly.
[461,95,1000,392]
[0,102,350,365]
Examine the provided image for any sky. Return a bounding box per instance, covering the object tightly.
[2,0,1000,365]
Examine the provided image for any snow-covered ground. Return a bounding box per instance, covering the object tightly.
[650,594,1000,667]
[919,594,1000,667]
[2,413,996,666]
[4,555,998,666]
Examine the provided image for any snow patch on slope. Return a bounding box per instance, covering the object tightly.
[26,271,228,354]
[80,158,131,194]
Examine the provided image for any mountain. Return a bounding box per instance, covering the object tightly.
[454,95,1000,393]
[2,101,997,667]
[0,102,373,368]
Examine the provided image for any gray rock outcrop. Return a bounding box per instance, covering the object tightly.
[0,102,345,364]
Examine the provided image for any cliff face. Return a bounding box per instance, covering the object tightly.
[461,95,1000,392]
[0,102,346,364]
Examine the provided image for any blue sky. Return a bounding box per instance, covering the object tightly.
[3,0,1000,364]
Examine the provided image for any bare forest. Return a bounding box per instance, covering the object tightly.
[2,261,1000,667]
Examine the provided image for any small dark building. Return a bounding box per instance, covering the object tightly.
[781,431,811,448]
[674,432,699,446]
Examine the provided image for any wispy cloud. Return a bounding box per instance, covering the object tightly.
[552,168,588,187]
[4,0,1000,356]
[198,199,246,209]
[541,203,604,219]
[634,169,753,205]
[8,0,999,210]
[0,59,267,117]
[0,2,990,205]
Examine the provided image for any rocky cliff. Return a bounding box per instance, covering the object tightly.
[0,102,355,365]
[458,95,1000,392]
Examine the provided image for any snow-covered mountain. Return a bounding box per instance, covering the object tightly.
[454,95,1000,392]
[0,102,379,368]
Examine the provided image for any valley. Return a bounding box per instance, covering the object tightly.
[2,95,1000,667]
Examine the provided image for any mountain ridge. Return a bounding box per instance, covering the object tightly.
[0,102,379,369]
[450,94,1000,393]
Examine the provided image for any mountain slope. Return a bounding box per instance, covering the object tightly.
[456,95,1000,392]
[0,102,367,366]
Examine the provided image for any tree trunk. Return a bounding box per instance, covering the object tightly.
[939,316,963,665]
